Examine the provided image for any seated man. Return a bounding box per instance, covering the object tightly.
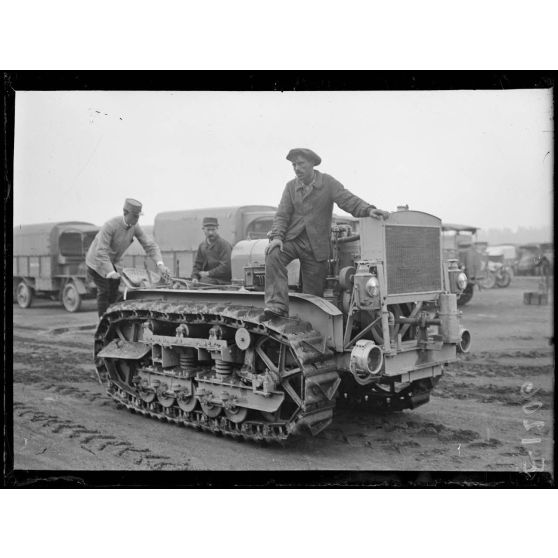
[191,217,232,285]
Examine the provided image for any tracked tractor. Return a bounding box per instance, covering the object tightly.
[94,209,470,442]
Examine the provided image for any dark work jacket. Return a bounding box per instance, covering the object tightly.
[270,170,375,261]
[191,236,232,281]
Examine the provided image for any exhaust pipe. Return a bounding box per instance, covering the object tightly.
[457,328,472,353]
[349,340,384,385]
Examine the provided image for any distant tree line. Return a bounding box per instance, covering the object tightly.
[477,225,551,246]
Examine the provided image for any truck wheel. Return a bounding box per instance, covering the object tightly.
[457,283,474,306]
[16,282,33,309]
[62,282,82,312]
[477,271,496,289]
[495,270,512,288]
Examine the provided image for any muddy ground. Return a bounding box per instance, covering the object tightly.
[11,276,554,474]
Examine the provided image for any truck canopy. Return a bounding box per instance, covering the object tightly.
[14,222,99,256]
[154,206,277,251]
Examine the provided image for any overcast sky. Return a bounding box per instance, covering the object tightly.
[13,89,553,231]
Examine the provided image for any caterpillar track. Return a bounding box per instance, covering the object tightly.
[94,299,341,443]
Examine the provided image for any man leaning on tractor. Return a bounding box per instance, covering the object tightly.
[86,198,170,317]
[260,148,390,322]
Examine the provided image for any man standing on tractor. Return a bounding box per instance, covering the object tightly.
[191,217,232,286]
[259,148,390,321]
[86,198,170,317]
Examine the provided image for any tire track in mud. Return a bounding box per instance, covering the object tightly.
[438,348,553,408]
[13,400,187,470]
[318,412,482,451]
[14,334,93,352]
[13,342,99,384]
[38,382,111,404]
[434,381,553,406]
[449,350,553,378]
[319,401,547,469]
[13,364,100,385]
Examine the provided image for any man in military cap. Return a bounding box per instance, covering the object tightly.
[191,217,232,285]
[260,148,390,321]
[86,198,170,317]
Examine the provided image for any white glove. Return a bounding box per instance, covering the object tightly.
[107,271,121,280]
[369,208,390,220]
[265,238,283,255]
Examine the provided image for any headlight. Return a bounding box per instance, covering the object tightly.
[365,276,380,297]
[457,272,468,290]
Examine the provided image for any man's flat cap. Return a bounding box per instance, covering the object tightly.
[123,198,143,215]
[286,148,321,166]
[202,217,219,227]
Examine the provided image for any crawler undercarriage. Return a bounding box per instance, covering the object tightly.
[95,299,438,443]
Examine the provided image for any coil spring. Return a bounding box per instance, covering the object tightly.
[179,349,197,373]
[214,359,233,378]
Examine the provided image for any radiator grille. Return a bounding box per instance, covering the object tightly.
[385,225,441,294]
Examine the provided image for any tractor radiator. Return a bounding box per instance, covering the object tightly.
[385,225,441,294]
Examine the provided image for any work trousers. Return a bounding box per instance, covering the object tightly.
[87,266,121,317]
[264,230,328,315]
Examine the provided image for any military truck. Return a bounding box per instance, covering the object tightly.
[153,206,278,278]
[13,222,99,312]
